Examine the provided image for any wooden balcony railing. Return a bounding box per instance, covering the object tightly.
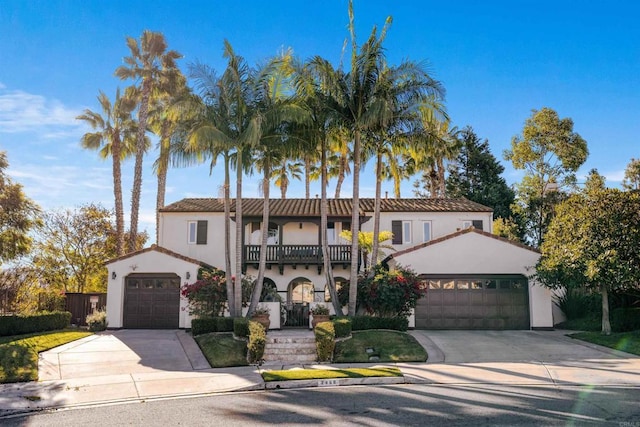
[243,244,352,274]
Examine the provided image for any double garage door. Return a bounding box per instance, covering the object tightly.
[123,274,181,329]
[415,275,530,330]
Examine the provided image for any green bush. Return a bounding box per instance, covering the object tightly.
[315,321,336,362]
[350,316,408,332]
[332,317,352,338]
[554,289,601,320]
[0,311,72,336]
[216,316,235,332]
[247,321,266,364]
[612,308,640,332]
[191,318,217,336]
[86,310,107,332]
[234,317,250,338]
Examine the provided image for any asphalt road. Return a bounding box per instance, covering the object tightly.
[4,383,640,426]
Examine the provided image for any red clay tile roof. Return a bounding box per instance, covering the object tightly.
[161,197,493,216]
[105,244,212,267]
[384,227,539,263]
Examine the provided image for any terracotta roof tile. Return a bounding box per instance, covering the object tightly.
[161,197,492,216]
[105,244,212,267]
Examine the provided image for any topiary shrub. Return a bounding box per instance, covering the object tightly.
[216,316,235,332]
[315,321,336,362]
[191,318,217,336]
[86,309,108,332]
[234,317,250,338]
[247,320,266,364]
[350,316,408,332]
[0,311,72,336]
[332,317,352,338]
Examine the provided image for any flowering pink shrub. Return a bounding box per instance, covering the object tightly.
[181,267,254,318]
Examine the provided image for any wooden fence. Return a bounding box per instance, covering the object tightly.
[65,293,107,326]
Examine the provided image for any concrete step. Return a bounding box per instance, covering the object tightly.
[266,337,316,344]
[264,353,317,363]
[263,334,318,362]
[264,342,316,349]
[264,347,316,356]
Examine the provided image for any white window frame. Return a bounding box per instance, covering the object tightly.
[422,221,432,243]
[187,221,198,244]
[327,222,336,244]
[402,221,412,244]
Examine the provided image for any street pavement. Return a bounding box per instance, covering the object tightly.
[0,328,639,417]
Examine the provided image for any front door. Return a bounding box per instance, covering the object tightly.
[285,278,314,327]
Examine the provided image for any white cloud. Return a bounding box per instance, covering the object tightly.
[0,82,6,89]
[0,88,82,135]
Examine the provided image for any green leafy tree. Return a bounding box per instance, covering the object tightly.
[339,230,394,272]
[504,107,588,247]
[446,127,515,220]
[115,30,182,252]
[622,158,640,190]
[536,188,640,335]
[0,151,40,264]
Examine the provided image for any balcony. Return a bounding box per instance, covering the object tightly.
[243,244,352,274]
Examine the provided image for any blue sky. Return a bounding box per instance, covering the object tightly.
[1,0,639,236]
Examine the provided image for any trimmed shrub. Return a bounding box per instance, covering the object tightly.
[332,317,352,338]
[86,310,107,332]
[612,308,640,332]
[234,317,250,338]
[216,316,235,332]
[191,318,218,336]
[0,311,72,336]
[350,316,408,332]
[247,320,266,364]
[315,321,336,362]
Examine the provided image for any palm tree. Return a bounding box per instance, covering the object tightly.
[149,72,189,243]
[115,30,182,252]
[77,88,137,256]
[272,159,303,199]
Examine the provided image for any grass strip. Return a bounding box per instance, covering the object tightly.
[0,330,93,383]
[569,331,640,356]
[334,330,427,363]
[195,332,248,368]
[262,367,402,382]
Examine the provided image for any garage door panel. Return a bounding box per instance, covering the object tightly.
[416,276,530,330]
[124,274,180,329]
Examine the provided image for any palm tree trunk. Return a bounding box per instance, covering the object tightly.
[348,130,361,316]
[129,80,151,252]
[248,161,270,316]
[370,150,383,276]
[155,122,171,244]
[112,136,125,256]
[321,136,341,314]
[437,157,446,197]
[601,283,611,335]
[335,153,346,198]
[304,156,311,199]
[234,147,243,317]
[223,153,234,315]
[281,181,287,199]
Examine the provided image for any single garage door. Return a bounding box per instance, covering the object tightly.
[123,273,181,329]
[415,275,530,329]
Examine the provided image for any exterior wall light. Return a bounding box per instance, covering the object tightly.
[186,271,191,280]
[111,271,117,280]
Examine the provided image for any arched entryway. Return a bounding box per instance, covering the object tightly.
[285,277,314,327]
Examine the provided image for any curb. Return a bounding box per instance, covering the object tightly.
[264,375,405,390]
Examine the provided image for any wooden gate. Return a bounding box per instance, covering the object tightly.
[65,293,107,326]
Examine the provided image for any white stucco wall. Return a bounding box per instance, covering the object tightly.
[392,231,553,329]
[106,250,200,329]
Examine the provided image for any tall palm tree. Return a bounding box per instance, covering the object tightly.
[149,71,189,243]
[115,30,182,252]
[272,159,303,199]
[247,54,309,316]
[77,88,137,256]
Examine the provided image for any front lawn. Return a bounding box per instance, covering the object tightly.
[262,366,402,382]
[334,330,427,363]
[195,332,248,368]
[569,331,640,356]
[0,330,93,383]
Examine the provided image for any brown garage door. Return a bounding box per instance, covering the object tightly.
[415,275,530,330]
[123,274,181,329]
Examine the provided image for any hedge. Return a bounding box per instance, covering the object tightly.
[315,321,335,362]
[247,321,266,364]
[191,317,235,336]
[234,317,250,338]
[612,308,640,332]
[0,311,72,336]
[350,316,408,332]
[332,317,352,338]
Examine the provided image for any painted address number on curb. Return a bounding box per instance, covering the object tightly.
[318,379,340,387]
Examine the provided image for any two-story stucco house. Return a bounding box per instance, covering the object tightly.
[106,197,554,330]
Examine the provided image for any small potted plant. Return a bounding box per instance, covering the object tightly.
[310,304,330,329]
[251,305,271,330]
